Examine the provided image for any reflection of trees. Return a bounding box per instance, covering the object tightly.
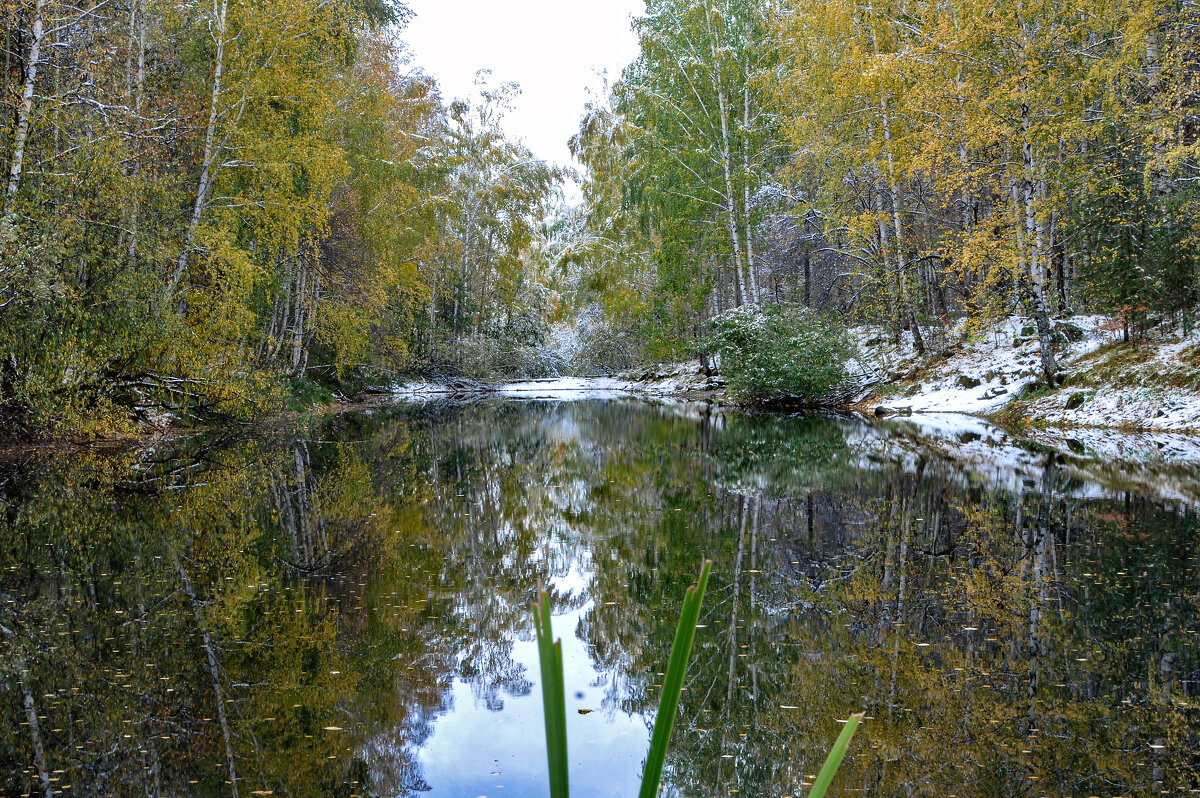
[1,401,1198,797]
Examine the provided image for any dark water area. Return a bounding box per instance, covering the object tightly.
[1,399,1198,797]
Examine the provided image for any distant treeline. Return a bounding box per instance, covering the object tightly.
[0,0,563,436]
[3,0,1199,435]
[568,0,1200,380]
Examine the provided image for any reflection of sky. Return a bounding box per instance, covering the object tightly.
[418,579,649,797]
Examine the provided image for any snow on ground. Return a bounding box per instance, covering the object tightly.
[864,315,1110,414]
[387,374,710,404]
[866,314,1200,433]
[389,382,456,398]
[496,377,640,400]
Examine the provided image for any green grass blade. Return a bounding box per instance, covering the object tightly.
[534,590,569,798]
[807,713,864,798]
[638,559,713,798]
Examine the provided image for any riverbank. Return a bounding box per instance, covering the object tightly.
[603,315,1200,438]
[860,315,1200,433]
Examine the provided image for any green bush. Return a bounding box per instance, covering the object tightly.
[706,304,857,405]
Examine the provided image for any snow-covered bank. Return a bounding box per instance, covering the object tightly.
[384,314,1200,468]
[862,315,1200,432]
[387,375,704,403]
[388,366,726,404]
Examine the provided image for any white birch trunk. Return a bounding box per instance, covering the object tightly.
[168,0,229,298]
[1021,90,1059,381]
[741,70,760,306]
[4,0,47,206]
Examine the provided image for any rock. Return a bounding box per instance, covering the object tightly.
[904,383,923,397]
[864,337,883,347]
[1054,322,1085,342]
[956,375,982,390]
[1021,324,1037,337]
[1066,438,1086,454]
[874,405,913,418]
[1065,393,1087,410]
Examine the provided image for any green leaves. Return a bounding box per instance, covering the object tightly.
[706,304,857,406]
[533,588,570,798]
[808,713,864,798]
[638,558,712,798]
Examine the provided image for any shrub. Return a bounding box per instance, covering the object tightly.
[706,304,857,405]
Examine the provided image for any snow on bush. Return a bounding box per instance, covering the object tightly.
[705,304,858,405]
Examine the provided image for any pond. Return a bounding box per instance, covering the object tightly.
[2,398,1198,797]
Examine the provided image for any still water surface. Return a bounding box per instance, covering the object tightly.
[1,399,1198,796]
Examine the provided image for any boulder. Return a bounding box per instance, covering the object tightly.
[955,375,982,390]
[1065,393,1087,410]
[1054,322,1085,342]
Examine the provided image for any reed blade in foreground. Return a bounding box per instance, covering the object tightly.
[534,588,569,798]
[637,558,713,798]
[807,712,864,798]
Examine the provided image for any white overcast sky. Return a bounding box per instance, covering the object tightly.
[403,0,645,170]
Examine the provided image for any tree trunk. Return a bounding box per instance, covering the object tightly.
[291,251,308,375]
[802,246,812,308]
[3,27,10,172]
[4,0,47,207]
[716,81,748,308]
[169,0,229,299]
[125,0,148,265]
[877,97,924,355]
[741,70,760,307]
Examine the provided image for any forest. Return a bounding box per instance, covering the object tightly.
[1,0,1198,437]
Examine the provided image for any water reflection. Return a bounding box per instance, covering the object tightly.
[1,400,1198,797]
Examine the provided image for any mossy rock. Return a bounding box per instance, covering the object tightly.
[1021,324,1037,337]
[1065,392,1087,410]
[956,374,982,390]
[1054,322,1085,342]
